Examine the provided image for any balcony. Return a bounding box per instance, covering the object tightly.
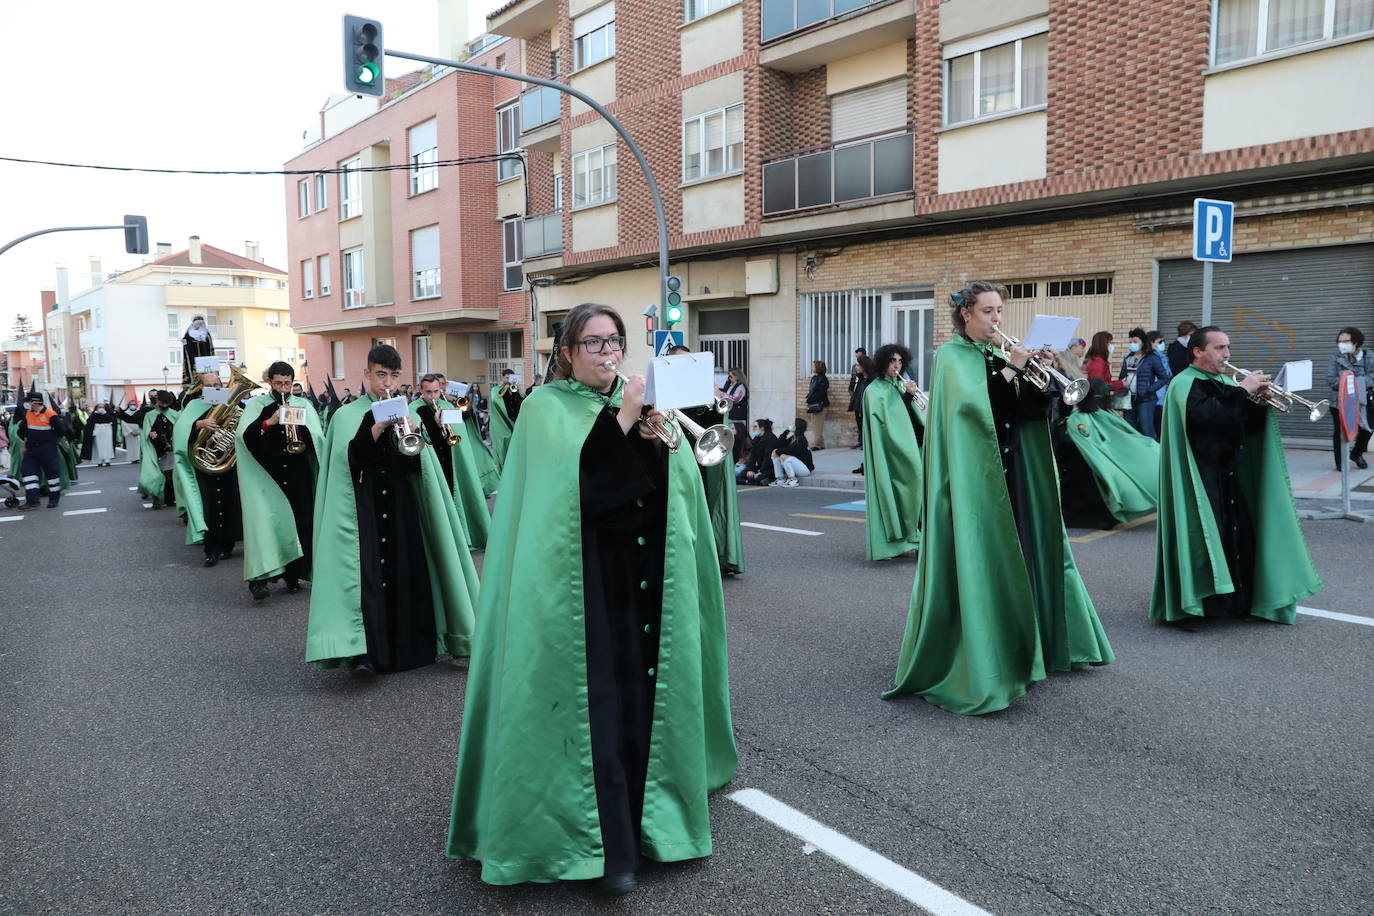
[760,0,916,73]
[520,86,562,152]
[522,210,564,259]
[762,129,914,217]
[487,0,557,39]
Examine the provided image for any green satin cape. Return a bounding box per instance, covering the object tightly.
[861,377,924,561]
[137,408,177,506]
[1149,367,1321,623]
[460,410,500,496]
[885,336,1113,715]
[304,394,479,666]
[1062,407,1160,522]
[703,457,744,574]
[234,394,323,582]
[447,379,737,885]
[171,400,213,545]
[6,421,74,494]
[487,385,516,474]
[409,398,490,550]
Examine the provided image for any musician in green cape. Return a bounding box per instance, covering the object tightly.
[1150,326,1321,623]
[408,375,489,549]
[235,361,323,600]
[487,369,521,472]
[171,371,242,566]
[138,391,178,509]
[861,343,925,561]
[885,281,1113,716]
[305,344,478,675]
[1055,387,1160,528]
[448,304,736,894]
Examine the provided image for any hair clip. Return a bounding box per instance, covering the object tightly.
[950,291,965,306]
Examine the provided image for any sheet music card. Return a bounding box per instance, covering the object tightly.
[440,408,463,426]
[445,381,470,399]
[1274,359,1312,392]
[645,351,715,411]
[199,386,229,405]
[1021,315,1081,352]
[279,406,306,426]
[193,356,220,374]
[371,397,409,423]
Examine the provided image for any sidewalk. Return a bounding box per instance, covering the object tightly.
[792,440,1374,508]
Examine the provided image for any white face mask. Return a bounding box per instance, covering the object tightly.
[1338,342,1355,354]
[95,408,105,414]
[1108,343,1116,355]
[1178,336,1190,347]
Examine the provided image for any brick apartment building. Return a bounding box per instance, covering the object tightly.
[473,0,1373,441]
[283,30,542,397]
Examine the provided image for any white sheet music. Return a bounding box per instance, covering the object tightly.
[199,387,229,405]
[440,408,463,426]
[370,397,408,423]
[1274,359,1313,392]
[193,355,220,374]
[646,351,715,411]
[445,381,470,399]
[1021,315,1081,352]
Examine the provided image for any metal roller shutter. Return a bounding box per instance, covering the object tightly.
[830,79,907,142]
[1156,242,1374,439]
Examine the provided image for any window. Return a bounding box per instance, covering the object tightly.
[339,156,362,219]
[411,225,441,299]
[944,29,1048,126]
[573,3,616,69]
[683,103,744,181]
[314,172,327,211]
[233,275,259,288]
[301,260,314,299]
[372,337,397,349]
[343,248,365,308]
[168,348,181,366]
[831,79,906,141]
[572,143,617,208]
[319,254,331,296]
[686,0,739,22]
[1048,277,1113,297]
[414,335,433,377]
[553,173,565,210]
[94,309,102,329]
[1213,0,1373,65]
[497,105,521,182]
[98,348,105,367]
[800,288,884,385]
[1005,282,1038,300]
[265,347,282,366]
[80,349,89,368]
[501,219,523,291]
[266,310,282,329]
[298,179,310,218]
[409,118,439,195]
[331,340,345,378]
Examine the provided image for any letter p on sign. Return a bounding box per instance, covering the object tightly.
[1192,198,1234,263]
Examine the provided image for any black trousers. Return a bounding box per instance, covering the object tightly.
[1330,404,1372,468]
[20,442,61,506]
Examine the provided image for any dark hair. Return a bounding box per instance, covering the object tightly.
[667,344,691,355]
[854,347,867,355]
[555,303,627,380]
[1086,331,1114,362]
[950,280,1008,332]
[1128,326,1147,342]
[1145,330,1165,347]
[1189,325,1222,355]
[1338,326,1365,349]
[753,418,774,434]
[156,390,176,407]
[265,360,294,380]
[367,344,401,371]
[856,355,877,378]
[812,359,827,375]
[872,343,912,378]
[792,417,808,437]
[1177,320,1198,337]
[419,373,444,387]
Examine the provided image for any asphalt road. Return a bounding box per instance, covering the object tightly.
[2,462,1371,915]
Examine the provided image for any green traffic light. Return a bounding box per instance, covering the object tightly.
[356,62,379,85]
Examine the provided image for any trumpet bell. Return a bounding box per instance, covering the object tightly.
[1308,400,1330,422]
[692,424,736,468]
[1062,377,1090,406]
[398,431,425,457]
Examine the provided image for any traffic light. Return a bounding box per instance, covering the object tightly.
[663,275,684,326]
[344,15,385,97]
[123,215,148,255]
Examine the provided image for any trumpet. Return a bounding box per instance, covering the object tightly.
[989,326,1089,406]
[280,392,306,455]
[383,388,425,456]
[1223,360,1329,421]
[900,375,929,412]
[601,360,737,467]
[444,395,470,444]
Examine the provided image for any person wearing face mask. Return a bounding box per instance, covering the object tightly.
[79,402,119,467]
[1327,327,1373,470]
[884,281,1113,716]
[669,345,744,575]
[447,303,736,895]
[736,418,779,485]
[407,372,489,549]
[15,391,72,510]
[306,344,478,675]
[139,391,179,509]
[1166,321,1198,377]
[1082,332,1126,410]
[1151,326,1321,624]
[1117,328,1149,425]
[172,371,245,567]
[116,397,145,463]
[859,343,924,561]
[1127,330,1170,441]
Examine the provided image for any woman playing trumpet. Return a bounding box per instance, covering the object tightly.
[884,281,1113,716]
[860,343,926,561]
[448,303,737,894]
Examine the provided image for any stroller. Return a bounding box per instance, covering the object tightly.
[0,475,20,510]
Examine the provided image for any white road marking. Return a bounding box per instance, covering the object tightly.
[0,516,24,523]
[62,508,107,516]
[741,521,823,537]
[1297,606,1374,628]
[142,503,153,509]
[729,789,991,916]
[64,490,103,497]
[128,486,139,491]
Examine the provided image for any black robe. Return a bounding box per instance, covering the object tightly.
[242,403,316,582]
[1185,377,1269,617]
[415,403,455,491]
[983,349,1055,560]
[347,411,437,672]
[579,409,668,875]
[195,466,242,557]
[1052,383,1119,530]
[80,412,117,461]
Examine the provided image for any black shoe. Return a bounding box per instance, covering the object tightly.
[218,547,233,560]
[1353,452,1369,470]
[285,579,302,593]
[17,504,37,511]
[46,502,59,509]
[598,873,638,896]
[352,661,378,677]
[204,554,219,568]
[852,465,864,474]
[249,582,270,601]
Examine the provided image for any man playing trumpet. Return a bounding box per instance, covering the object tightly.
[1150,326,1322,623]
[410,373,490,550]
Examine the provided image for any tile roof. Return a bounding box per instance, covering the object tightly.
[146,243,286,275]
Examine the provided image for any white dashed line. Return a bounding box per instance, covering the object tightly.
[1297,606,1374,628]
[0,516,24,523]
[62,508,108,516]
[63,490,103,497]
[740,522,823,537]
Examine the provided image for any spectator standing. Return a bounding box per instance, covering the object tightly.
[1328,326,1374,470]
[721,369,749,461]
[1118,328,1147,429]
[1132,330,1170,440]
[769,418,814,487]
[1057,338,1087,380]
[805,361,830,449]
[847,348,869,448]
[1083,332,1125,406]
[1166,321,1198,377]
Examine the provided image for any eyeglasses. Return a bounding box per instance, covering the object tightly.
[577,335,626,354]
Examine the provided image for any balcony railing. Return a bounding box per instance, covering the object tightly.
[522,210,564,259]
[761,0,900,43]
[761,129,914,217]
[520,86,560,130]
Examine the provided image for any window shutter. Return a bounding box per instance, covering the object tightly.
[409,118,437,154]
[830,79,906,142]
[411,225,440,273]
[574,2,615,37]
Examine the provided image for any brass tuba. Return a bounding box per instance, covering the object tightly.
[191,363,256,474]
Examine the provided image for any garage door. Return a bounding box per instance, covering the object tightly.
[1156,243,1374,439]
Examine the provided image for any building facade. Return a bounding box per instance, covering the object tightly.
[481,0,1374,440]
[2,332,46,399]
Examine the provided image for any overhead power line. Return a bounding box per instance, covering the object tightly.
[0,153,523,176]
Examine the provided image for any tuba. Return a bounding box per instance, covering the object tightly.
[191,363,256,474]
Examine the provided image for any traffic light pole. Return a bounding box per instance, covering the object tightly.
[0,220,147,258]
[384,49,670,312]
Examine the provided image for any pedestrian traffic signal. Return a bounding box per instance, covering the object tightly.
[123,215,148,254]
[344,15,385,97]
[664,276,684,326]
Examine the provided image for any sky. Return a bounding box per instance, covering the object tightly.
[1,0,503,341]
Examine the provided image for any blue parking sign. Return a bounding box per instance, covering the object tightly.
[1193,198,1234,263]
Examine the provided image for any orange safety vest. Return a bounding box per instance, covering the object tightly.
[25,407,57,430]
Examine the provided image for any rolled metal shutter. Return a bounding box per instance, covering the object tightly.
[830,79,906,142]
[1156,242,1374,439]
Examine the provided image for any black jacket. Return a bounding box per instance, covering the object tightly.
[1166,340,1192,378]
[776,430,814,471]
[806,374,830,411]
